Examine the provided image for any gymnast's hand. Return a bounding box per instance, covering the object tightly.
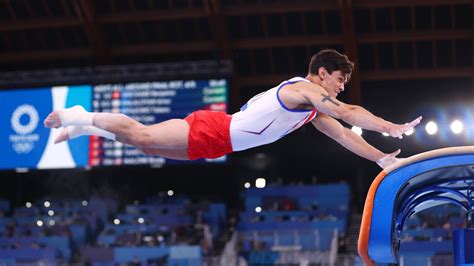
[388,116,422,139]
[376,149,403,169]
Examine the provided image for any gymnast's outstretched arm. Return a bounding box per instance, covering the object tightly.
[296,82,421,138]
[312,113,400,168]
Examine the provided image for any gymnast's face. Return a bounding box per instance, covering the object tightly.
[319,69,348,98]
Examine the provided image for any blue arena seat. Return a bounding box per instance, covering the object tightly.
[113,246,169,263]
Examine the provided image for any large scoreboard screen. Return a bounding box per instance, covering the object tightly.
[0,79,228,170]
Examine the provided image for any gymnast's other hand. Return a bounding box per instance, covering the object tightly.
[376,149,402,169]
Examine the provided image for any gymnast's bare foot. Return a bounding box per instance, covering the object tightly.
[44,110,62,128]
[44,105,92,129]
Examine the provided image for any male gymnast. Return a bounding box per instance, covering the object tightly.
[44,49,421,168]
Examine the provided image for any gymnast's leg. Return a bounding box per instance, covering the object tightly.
[44,105,189,150]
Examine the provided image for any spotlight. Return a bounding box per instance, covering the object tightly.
[244,182,251,189]
[36,220,43,227]
[48,210,54,216]
[138,217,145,224]
[113,218,120,225]
[44,201,51,208]
[351,126,362,136]
[255,178,266,188]
[82,200,88,207]
[25,202,32,208]
[425,121,438,135]
[450,120,464,134]
[255,206,262,213]
[167,190,174,196]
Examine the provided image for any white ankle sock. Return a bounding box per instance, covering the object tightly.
[59,105,94,126]
[67,125,116,141]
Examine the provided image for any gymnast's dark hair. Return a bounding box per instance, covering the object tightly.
[308,49,354,81]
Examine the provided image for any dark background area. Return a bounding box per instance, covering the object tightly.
[0,0,473,212]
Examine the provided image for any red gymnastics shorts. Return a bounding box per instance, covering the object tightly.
[184,110,233,160]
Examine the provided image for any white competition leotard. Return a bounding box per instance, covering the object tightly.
[230,77,318,151]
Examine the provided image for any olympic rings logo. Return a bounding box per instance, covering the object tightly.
[11,104,39,135]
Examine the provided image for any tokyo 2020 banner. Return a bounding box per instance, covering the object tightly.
[0,86,91,169]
